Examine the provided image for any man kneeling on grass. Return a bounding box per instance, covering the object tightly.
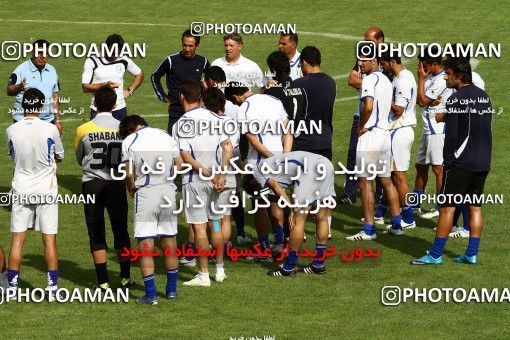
[252,151,336,276]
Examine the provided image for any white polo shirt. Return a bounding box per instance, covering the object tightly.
[7,117,64,196]
[289,51,303,80]
[389,68,417,130]
[211,54,264,88]
[82,56,142,111]
[472,71,485,90]
[422,70,454,135]
[359,70,393,131]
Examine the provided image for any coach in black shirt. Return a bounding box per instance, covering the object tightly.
[292,46,336,160]
[151,29,210,133]
[411,57,493,265]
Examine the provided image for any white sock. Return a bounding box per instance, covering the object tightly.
[216,263,224,270]
[198,271,209,280]
[327,216,332,234]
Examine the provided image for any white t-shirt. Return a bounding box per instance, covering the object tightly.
[390,68,417,130]
[82,56,142,111]
[422,70,454,135]
[289,51,303,80]
[7,117,64,196]
[121,127,180,188]
[472,71,485,90]
[236,94,288,166]
[211,55,264,88]
[359,70,393,130]
[174,107,230,185]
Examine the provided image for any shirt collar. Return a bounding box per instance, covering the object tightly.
[23,116,40,120]
[224,54,243,66]
[96,112,113,117]
[28,59,48,72]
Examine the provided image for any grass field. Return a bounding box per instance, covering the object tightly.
[0,1,509,338]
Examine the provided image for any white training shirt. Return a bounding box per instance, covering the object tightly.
[211,55,264,88]
[236,94,288,166]
[472,71,485,90]
[421,70,454,135]
[121,127,180,188]
[7,117,64,196]
[82,56,142,111]
[359,70,393,130]
[174,107,230,185]
[289,51,303,80]
[389,68,417,130]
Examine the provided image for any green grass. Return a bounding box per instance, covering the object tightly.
[0,0,509,338]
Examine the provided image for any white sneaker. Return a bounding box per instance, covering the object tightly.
[421,210,439,219]
[346,230,377,241]
[449,226,470,238]
[237,235,252,245]
[215,269,227,283]
[385,225,404,235]
[183,273,211,287]
[0,272,9,289]
[401,220,416,229]
[361,216,385,225]
[179,257,196,267]
[412,207,422,214]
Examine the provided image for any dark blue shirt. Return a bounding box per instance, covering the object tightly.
[444,84,493,172]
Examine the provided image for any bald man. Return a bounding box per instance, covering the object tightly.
[340,27,385,205]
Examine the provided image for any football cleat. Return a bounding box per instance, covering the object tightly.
[237,235,252,245]
[136,295,158,305]
[267,266,296,277]
[215,270,227,283]
[183,274,211,287]
[346,230,377,241]
[453,254,477,264]
[179,257,197,267]
[410,252,443,265]
[300,264,326,275]
[412,207,422,214]
[421,210,440,219]
[120,278,134,288]
[401,220,416,229]
[361,216,385,225]
[166,291,177,301]
[385,225,404,236]
[449,227,470,238]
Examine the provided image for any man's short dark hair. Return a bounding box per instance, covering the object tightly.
[119,115,147,139]
[22,88,45,113]
[179,80,201,103]
[373,29,384,41]
[105,34,125,48]
[379,50,402,64]
[419,45,442,65]
[267,51,290,80]
[203,88,226,114]
[443,57,472,84]
[300,46,321,66]
[94,86,117,112]
[223,33,243,45]
[281,33,298,45]
[182,29,200,45]
[33,39,49,50]
[204,66,226,84]
[224,82,249,102]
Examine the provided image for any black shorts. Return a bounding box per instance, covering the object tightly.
[440,166,489,207]
[82,179,130,252]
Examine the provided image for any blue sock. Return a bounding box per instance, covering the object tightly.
[391,215,402,230]
[466,238,480,256]
[273,224,284,245]
[7,269,19,287]
[435,192,440,211]
[312,243,327,268]
[363,224,376,236]
[259,235,270,252]
[460,205,470,229]
[283,249,298,271]
[375,202,388,218]
[429,237,448,259]
[166,268,178,295]
[47,270,58,287]
[401,205,414,224]
[413,189,424,209]
[185,241,196,261]
[143,274,157,299]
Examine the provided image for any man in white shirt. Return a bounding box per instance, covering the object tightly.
[5,88,64,299]
[82,34,144,120]
[379,51,418,229]
[120,115,184,304]
[346,45,403,241]
[278,33,302,80]
[211,33,264,89]
[174,81,233,286]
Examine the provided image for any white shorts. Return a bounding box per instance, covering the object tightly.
[416,133,444,166]
[183,181,222,224]
[293,159,336,206]
[134,184,178,239]
[390,126,415,171]
[216,186,236,216]
[11,201,58,234]
[356,128,391,178]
